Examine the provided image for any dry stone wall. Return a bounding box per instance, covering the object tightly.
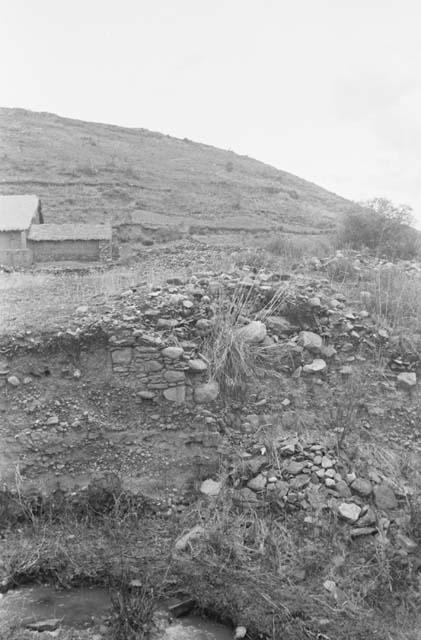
[109,331,210,403]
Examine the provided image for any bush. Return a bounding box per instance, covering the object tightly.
[339,199,420,260]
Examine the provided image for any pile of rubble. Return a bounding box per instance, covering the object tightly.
[199,435,418,553]
[1,263,419,398]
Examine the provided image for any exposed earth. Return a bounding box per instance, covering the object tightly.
[1,241,421,640]
[1,108,420,640]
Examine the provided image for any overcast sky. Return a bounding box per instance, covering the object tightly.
[2,0,421,223]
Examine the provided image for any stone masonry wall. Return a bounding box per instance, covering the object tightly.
[109,331,210,403]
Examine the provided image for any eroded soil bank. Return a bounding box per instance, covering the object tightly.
[1,257,421,639]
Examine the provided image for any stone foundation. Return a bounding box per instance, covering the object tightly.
[109,332,209,403]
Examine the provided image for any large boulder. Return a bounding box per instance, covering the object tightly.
[338,502,361,523]
[7,375,20,387]
[373,483,398,510]
[303,359,327,374]
[174,525,205,551]
[298,331,323,353]
[266,316,296,335]
[188,359,208,372]
[351,478,373,497]
[111,348,132,365]
[194,381,220,403]
[397,372,417,390]
[163,386,186,403]
[237,321,267,344]
[200,479,222,497]
[247,473,267,491]
[161,346,184,359]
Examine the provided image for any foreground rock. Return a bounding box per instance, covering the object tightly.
[303,359,327,374]
[200,479,222,497]
[298,331,323,353]
[237,320,267,344]
[338,503,361,523]
[175,525,205,551]
[26,619,61,632]
[373,483,398,510]
[397,372,417,389]
[194,381,220,403]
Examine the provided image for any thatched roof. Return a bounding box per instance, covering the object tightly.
[28,224,112,242]
[0,195,40,231]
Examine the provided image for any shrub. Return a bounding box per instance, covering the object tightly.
[225,161,234,173]
[339,198,420,260]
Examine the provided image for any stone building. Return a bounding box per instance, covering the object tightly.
[28,224,113,262]
[0,195,42,266]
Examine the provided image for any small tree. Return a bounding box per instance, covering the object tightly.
[340,198,419,260]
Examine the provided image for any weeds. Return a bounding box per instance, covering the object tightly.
[363,266,421,332]
[325,254,361,282]
[266,234,333,262]
[329,376,366,449]
[0,265,181,335]
[203,284,288,397]
[109,578,156,640]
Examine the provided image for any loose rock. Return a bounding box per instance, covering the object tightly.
[200,479,222,497]
[194,381,219,403]
[397,372,417,389]
[374,484,398,510]
[298,331,323,353]
[338,502,361,523]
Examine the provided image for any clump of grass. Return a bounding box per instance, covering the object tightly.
[325,254,361,282]
[266,234,333,262]
[203,286,285,397]
[328,376,366,448]
[230,246,280,271]
[109,578,156,640]
[363,265,421,332]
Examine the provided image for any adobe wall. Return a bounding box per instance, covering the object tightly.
[0,231,22,251]
[0,248,33,267]
[30,239,100,262]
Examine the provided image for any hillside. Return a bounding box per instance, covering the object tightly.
[0,108,359,234]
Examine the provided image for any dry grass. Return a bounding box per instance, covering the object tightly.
[175,493,421,640]
[266,233,334,262]
[203,284,289,397]
[0,264,181,335]
[1,472,421,640]
[0,108,360,235]
[109,578,156,640]
[336,262,421,335]
[363,266,421,332]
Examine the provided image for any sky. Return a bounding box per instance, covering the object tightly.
[2,0,421,223]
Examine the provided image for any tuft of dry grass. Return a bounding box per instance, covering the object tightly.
[109,578,156,640]
[203,284,288,397]
[363,266,421,332]
[266,233,334,262]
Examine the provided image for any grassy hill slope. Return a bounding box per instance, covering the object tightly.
[0,107,358,233]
